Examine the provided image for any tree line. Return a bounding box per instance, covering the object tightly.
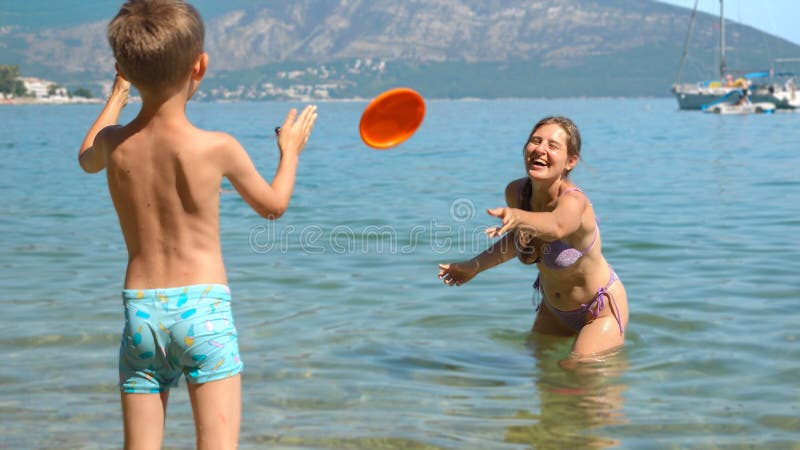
[0,65,28,96]
[1,64,95,98]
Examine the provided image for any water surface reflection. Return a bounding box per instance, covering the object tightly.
[504,335,628,448]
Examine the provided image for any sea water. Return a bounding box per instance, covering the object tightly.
[1,98,798,449]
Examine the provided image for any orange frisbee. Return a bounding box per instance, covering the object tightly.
[359,87,425,149]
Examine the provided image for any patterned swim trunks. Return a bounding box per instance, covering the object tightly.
[119,284,243,394]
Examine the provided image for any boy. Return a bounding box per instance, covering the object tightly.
[78,1,317,448]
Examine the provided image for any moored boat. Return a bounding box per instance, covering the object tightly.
[672,1,798,110]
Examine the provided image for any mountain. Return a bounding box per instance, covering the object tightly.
[2,0,799,99]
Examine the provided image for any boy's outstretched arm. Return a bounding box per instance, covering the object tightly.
[78,74,130,173]
[223,105,317,219]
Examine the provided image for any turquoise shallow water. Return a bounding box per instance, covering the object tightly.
[1,98,799,449]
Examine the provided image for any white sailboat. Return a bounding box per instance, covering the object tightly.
[671,0,798,111]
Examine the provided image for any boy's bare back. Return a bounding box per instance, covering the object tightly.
[103,113,233,288]
[92,97,316,289]
[82,67,316,291]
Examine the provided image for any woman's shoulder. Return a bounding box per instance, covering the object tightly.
[558,185,591,211]
[505,177,529,207]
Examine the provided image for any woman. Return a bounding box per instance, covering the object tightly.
[438,116,628,359]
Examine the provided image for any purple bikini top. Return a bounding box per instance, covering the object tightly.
[540,227,598,270]
[517,179,598,270]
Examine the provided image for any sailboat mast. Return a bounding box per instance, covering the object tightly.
[675,0,700,84]
[719,0,726,79]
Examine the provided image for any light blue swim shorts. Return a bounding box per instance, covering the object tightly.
[119,284,243,394]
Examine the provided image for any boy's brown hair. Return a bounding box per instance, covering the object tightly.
[108,0,204,91]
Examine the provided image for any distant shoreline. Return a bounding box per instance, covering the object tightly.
[1,95,678,106]
[0,97,102,105]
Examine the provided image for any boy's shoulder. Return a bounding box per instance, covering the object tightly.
[154,118,240,151]
[187,125,235,143]
[192,128,242,153]
[181,126,246,163]
[95,124,127,148]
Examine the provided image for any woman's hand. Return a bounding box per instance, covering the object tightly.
[438,261,479,286]
[485,207,525,238]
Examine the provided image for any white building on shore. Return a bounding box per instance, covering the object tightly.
[21,77,68,99]
[0,76,100,104]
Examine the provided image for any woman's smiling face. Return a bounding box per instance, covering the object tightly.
[523,123,577,180]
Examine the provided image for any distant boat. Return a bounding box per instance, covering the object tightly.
[671,0,799,111]
[701,89,776,114]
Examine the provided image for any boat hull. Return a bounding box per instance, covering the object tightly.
[702,102,776,114]
[673,83,799,110]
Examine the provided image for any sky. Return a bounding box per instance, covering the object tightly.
[657,0,799,45]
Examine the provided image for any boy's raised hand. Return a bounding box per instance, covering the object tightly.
[77,73,131,173]
[110,73,130,108]
[277,105,318,158]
